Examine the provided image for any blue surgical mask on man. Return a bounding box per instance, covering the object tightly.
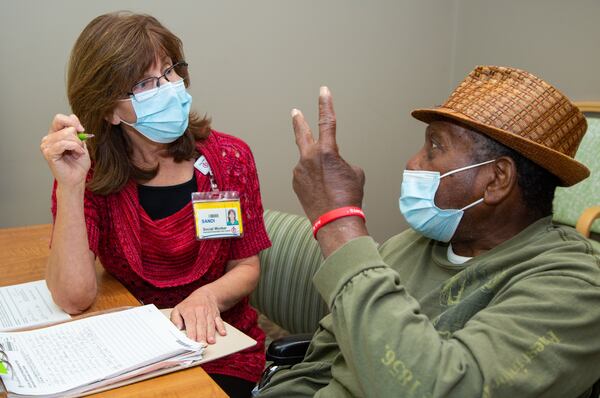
[399,159,495,242]
[122,80,192,143]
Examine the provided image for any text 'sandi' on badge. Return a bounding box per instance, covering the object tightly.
[192,191,243,240]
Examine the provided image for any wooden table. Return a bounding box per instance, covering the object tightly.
[0,224,228,398]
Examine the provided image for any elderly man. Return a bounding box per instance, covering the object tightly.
[258,66,600,398]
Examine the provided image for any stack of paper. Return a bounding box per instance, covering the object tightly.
[0,281,71,332]
[0,305,204,397]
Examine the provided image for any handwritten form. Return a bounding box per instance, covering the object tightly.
[0,280,71,331]
[0,305,204,396]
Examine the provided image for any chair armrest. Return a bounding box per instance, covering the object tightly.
[576,205,600,237]
[255,334,314,394]
[266,333,313,365]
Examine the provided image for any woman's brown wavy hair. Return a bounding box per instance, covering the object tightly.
[67,11,211,195]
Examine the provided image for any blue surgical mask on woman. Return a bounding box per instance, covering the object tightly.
[399,159,495,242]
[122,80,192,143]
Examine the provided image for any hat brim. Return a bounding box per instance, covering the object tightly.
[411,107,590,187]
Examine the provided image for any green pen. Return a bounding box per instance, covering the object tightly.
[78,132,94,141]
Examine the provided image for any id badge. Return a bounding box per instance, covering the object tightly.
[192,191,243,239]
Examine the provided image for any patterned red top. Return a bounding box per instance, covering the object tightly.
[51,131,272,382]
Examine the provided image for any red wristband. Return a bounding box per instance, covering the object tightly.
[312,206,366,239]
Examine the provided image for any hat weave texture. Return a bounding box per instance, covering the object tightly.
[412,66,589,186]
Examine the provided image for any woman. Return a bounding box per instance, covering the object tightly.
[40,12,271,397]
[228,209,239,225]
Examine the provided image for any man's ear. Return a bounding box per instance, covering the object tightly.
[483,156,518,205]
[105,110,121,126]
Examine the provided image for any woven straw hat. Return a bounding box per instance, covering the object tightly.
[412,66,589,186]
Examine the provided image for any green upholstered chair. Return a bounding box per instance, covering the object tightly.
[251,210,329,393]
[251,209,328,335]
[553,104,600,398]
[553,102,600,240]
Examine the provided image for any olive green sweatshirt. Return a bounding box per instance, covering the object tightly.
[259,217,600,397]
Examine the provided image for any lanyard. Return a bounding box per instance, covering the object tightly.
[194,155,218,192]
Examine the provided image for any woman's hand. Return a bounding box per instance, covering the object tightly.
[171,287,227,345]
[170,256,259,344]
[40,114,90,188]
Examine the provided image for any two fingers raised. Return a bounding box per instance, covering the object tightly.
[292,86,337,157]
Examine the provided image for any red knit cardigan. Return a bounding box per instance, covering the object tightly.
[51,131,272,382]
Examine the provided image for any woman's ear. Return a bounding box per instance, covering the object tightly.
[483,156,518,206]
[105,110,121,126]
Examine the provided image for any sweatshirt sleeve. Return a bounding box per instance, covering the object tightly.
[312,236,600,398]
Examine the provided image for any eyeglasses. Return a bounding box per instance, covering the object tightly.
[127,61,189,102]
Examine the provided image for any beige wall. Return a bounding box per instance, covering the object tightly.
[1,0,599,242]
[452,0,600,100]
